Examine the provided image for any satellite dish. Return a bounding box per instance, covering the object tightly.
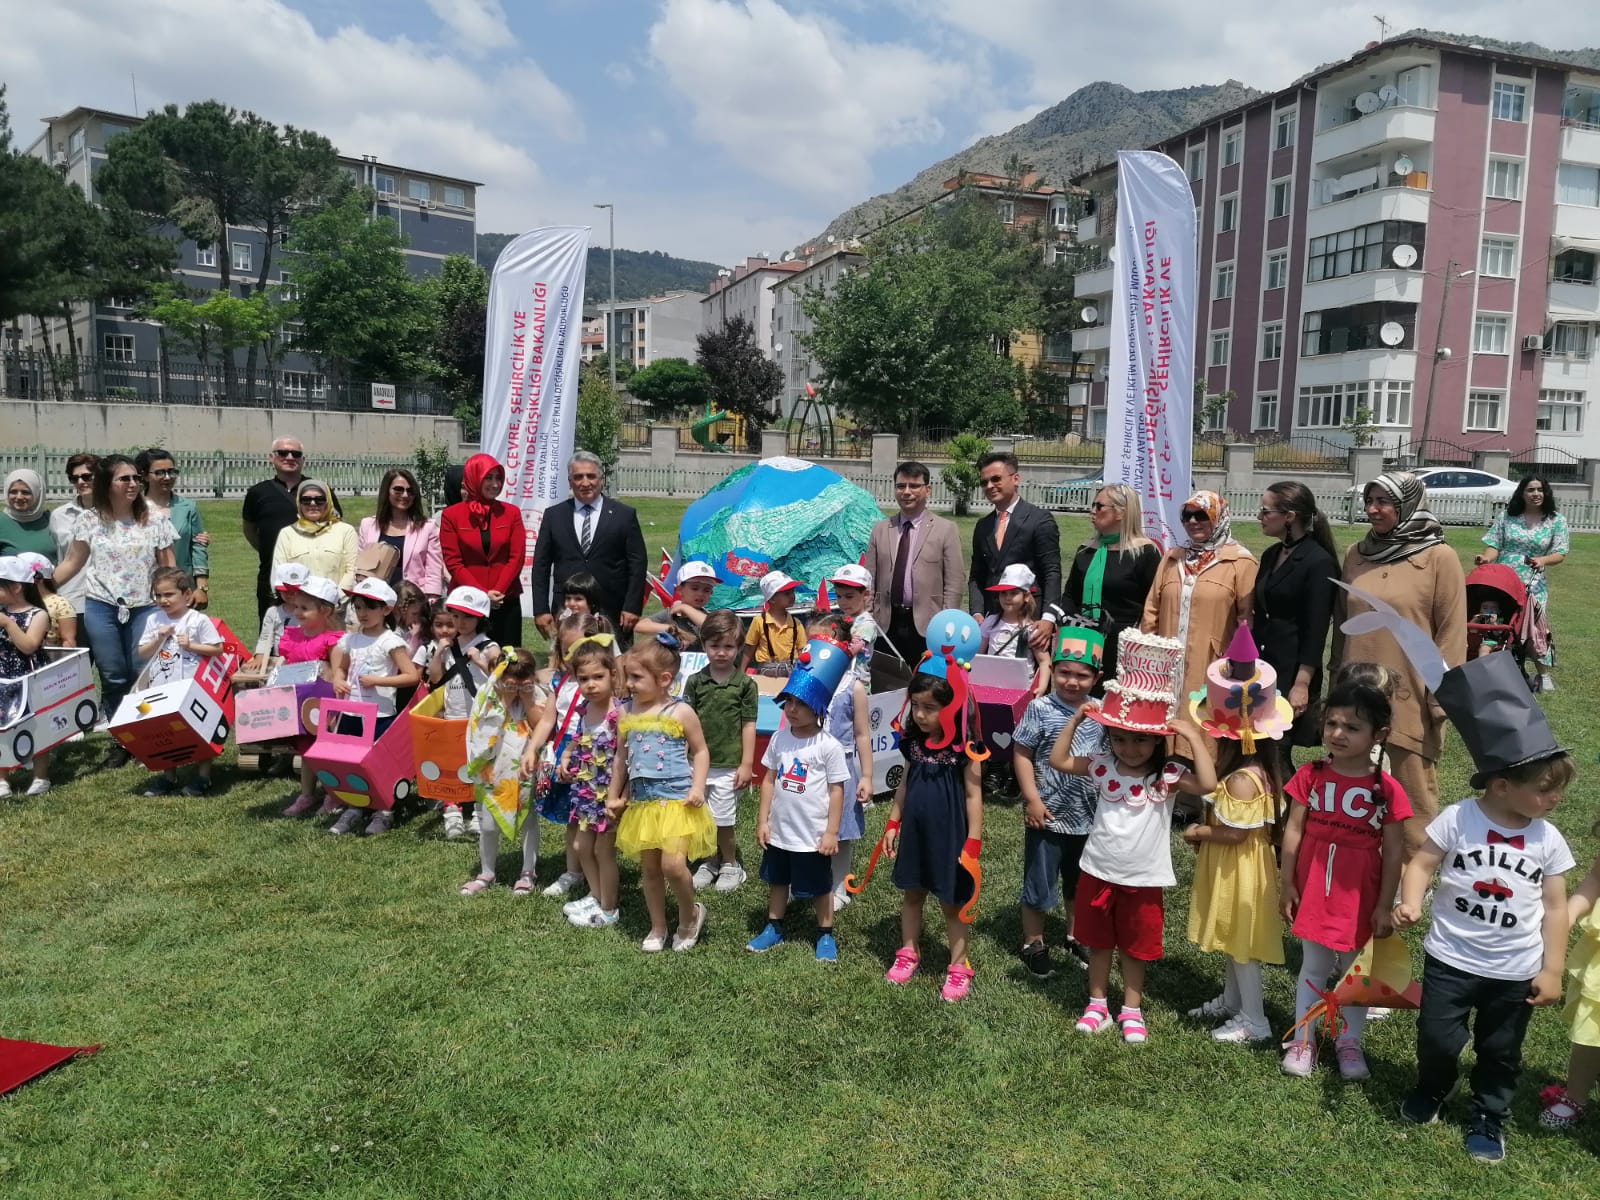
[1106,245,1117,263]
[1355,91,1381,114]
[825,235,837,244]
[1079,305,1099,325]
[1378,85,1400,106]
[1392,155,1415,176]
[1391,243,1418,268]
[846,237,862,250]
[780,250,795,262]
[1380,321,1406,347]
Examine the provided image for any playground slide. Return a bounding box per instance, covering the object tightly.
[691,410,733,451]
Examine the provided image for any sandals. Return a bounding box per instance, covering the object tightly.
[1117,1009,1149,1044]
[459,874,494,896]
[1540,1084,1588,1130]
[512,873,536,897]
[1075,1001,1112,1034]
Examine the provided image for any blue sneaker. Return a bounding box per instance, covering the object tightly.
[815,933,838,963]
[1463,1123,1505,1163]
[746,922,784,953]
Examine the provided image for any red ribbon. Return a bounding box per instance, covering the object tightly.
[1487,831,1525,849]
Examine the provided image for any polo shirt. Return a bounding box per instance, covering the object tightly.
[684,666,758,768]
[242,476,300,580]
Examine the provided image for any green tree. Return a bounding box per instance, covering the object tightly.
[626,357,712,420]
[138,283,277,398]
[1193,384,1234,435]
[420,254,488,429]
[576,361,623,477]
[941,432,991,517]
[696,315,780,434]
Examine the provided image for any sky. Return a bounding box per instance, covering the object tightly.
[4,1,1600,265]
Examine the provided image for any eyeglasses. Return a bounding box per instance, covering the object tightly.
[389,485,414,495]
[569,472,600,482]
[300,496,328,507]
[151,468,180,479]
[1180,510,1209,522]
[1256,507,1285,518]
[351,595,386,609]
[894,481,927,490]
[69,472,94,483]
[274,449,304,459]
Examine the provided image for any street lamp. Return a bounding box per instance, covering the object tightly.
[1418,262,1476,447]
[594,203,616,396]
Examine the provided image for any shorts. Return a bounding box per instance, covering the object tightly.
[706,766,740,827]
[1020,828,1088,912]
[758,846,832,899]
[1072,871,1165,961]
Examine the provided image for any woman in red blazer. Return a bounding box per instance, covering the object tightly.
[439,453,527,646]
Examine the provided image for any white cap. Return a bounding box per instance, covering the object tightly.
[345,577,397,606]
[827,563,873,590]
[760,571,799,604]
[986,563,1037,593]
[677,560,719,585]
[14,552,53,580]
[298,575,341,606]
[271,562,311,593]
[445,585,492,618]
[0,556,30,583]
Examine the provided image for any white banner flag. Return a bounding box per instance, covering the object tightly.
[480,227,590,587]
[1105,150,1196,549]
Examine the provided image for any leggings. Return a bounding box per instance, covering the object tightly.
[480,814,540,879]
[1291,939,1369,1043]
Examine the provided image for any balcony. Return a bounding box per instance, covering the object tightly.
[1073,325,1110,354]
[1313,105,1436,165]
[1541,353,1594,390]
[1303,269,1426,311]
[1075,263,1114,299]
[1555,204,1600,244]
[1295,349,1418,387]
[1306,183,1431,239]
[1549,278,1600,319]
[1562,123,1600,167]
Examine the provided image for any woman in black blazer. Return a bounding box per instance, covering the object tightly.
[1251,481,1340,772]
[1059,484,1160,686]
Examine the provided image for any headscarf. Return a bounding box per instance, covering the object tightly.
[293,479,341,536]
[1356,471,1445,564]
[1180,490,1235,576]
[461,453,505,530]
[5,469,46,522]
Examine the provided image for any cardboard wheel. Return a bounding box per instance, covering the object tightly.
[393,778,412,804]
[73,698,98,732]
[885,764,904,791]
[12,729,34,763]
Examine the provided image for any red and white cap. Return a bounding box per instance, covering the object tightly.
[677,560,719,585]
[271,562,311,593]
[759,571,799,604]
[298,575,341,606]
[345,577,397,607]
[985,563,1037,593]
[827,563,873,591]
[446,585,491,618]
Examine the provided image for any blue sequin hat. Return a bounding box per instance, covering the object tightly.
[778,636,852,716]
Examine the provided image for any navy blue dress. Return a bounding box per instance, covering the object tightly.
[892,739,973,907]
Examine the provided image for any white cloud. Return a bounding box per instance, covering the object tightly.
[648,0,968,201]
[424,0,516,55]
[604,61,637,86]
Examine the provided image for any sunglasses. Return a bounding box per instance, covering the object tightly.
[351,595,387,609]
[1089,501,1115,512]
[151,468,180,479]
[980,474,1010,486]
[389,485,415,495]
[275,449,304,459]
[69,472,94,483]
[1256,507,1285,518]
[1180,510,1209,522]
[300,496,328,506]
[113,474,143,485]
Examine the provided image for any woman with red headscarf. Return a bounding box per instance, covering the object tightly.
[439,453,527,647]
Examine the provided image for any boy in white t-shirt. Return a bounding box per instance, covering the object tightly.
[135,567,226,796]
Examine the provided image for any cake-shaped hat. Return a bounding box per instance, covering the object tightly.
[778,636,852,717]
[1187,623,1292,752]
[1093,629,1182,735]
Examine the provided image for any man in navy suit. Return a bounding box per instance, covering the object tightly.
[968,451,1062,630]
[530,451,647,637]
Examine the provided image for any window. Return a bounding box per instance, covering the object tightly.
[1254,392,1279,429]
[1549,322,1596,358]
[103,333,134,363]
[282,371,327,399]
[1466,389,1506,431]
[1214,262,1235,300]
[996,200,1015,225]
[1377,380,1413,426]
[279,321,303,349]
[104,296,131,310]
[443,185,467,208]
[1260,322,1284,361]
[1219,194,1238,232]
[1301,301,1418,355]
[1265,251,1289,290]
[1200,397,1228,432]
[1222,129,1242,167]
[1558,163,1600,207]
[1396,65,1430,107]
[1049,200,1069,229]
[195,244,216,268]
[1274,109,1296,149]
[1210,331,1231,366]
[1186,145,1205,181]
[1554,248,1598,284]
[1473,313,1510,355]
[1294,380,1409,428]
[278,270,299,302]
[1491,79,1527,122]
[1307,220,1427,281]
[232,242,252,273]
[374,173,395,195]
[407,178,431,202]
[1479,236,1517,278]
[1537,389,1585,433]
[1487,158,1523,200]
[1270,178,1292,219]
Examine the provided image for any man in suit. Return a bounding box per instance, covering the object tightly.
[968,451,1062,630]
[865,460,967,663]
[530,451,648,637]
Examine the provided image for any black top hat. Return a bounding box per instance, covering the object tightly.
[1435,651,1567,789]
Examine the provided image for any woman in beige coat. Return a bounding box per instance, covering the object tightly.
[1332,471,1465,854]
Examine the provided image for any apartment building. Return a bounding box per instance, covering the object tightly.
[701,255,806,354]
[594,291,707,369]
[1072,36,1600,461]
[768,244,867,420]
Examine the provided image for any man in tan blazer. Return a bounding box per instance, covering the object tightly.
[866,460,967,662]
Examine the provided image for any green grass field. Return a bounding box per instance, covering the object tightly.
[2,496,1597,1199]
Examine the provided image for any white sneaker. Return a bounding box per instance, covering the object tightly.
[566,898,604,926]
[1187,995,1238,1021]
[542,871,583,898]
[467,810,481,835]
[1365,1006,1392,1022]
[328,807,364,836]
[24,779,51,797]
[581,907,620,928]
[1211,1015,1272,1043]
[442,807,466,839]
[0,777,11,798]
[563,895,599,918]
[714,863,748,893]
[691,861,718,890]
[831,881,853,908]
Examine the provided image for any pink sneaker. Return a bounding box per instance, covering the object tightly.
[281,793,317,818]
[884,948,920,985]
[317,796,342,816]
[940,963,974,1003]
[1335,1038,1370,1081]
[1280,1041,1316,1077]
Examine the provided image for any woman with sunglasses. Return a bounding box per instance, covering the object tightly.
[51,455,177,763]
[1058,484,1159,685]
[357,468,442,603]
[270,479,358,592]
[136,450,210,609]
[49,454,99,621]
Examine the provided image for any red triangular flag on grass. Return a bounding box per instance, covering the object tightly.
[0,1037,100,1096]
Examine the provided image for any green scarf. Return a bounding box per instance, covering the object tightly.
[1081,534,1120,620]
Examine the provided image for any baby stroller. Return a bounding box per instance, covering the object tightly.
[1464,562,1534,689]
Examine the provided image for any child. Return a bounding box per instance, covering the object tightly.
[15,553,74,649]
[459,651,547,895]
[247,562,309,673]
[525,610,604,894]
[980,563,1050,676]
[0,556,51,797]
[1278,680,1411,1077]
[825,563,879,684]
[1012,622,1105,980]
[1540,830,1600,1131]
[606,633,716,952]
[636,559,716,650]
[414,588,501,839]
[742,571,804,676]
[556,634,624,927]
[394,581,429,657]
[746,635,851,961]
[1395,650,1576,1163]
[685,609,757,892]
[135,567,226,797]
[558,571,605,619]
[326,577,421,835]
[278,575,346,818]
[811,614,873,909]
[1181,625,1290,1044]
[1051,658,1212,1043]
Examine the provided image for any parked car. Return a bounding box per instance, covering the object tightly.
[1343,467,1517,524]
[1041,471,1103,512]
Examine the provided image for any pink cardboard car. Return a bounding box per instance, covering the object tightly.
[303,692,424,812]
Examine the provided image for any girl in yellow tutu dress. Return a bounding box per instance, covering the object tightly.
[1541,834,1600,1130]
[606,632,715,953]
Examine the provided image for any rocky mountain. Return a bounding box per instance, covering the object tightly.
[815,79,1261,243]
[474,235,722,309]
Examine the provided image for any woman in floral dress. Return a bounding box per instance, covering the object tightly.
[1476,476,1570,691]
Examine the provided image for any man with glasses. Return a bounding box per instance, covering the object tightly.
[529,451,647,639]
[865,460,966,663]
[968,450,1061,624]
[242,437,306,619]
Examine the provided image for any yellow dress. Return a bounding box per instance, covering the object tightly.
[614,709,717,860]
[1186,767,1285,965]
[1565,904,1600,1048]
